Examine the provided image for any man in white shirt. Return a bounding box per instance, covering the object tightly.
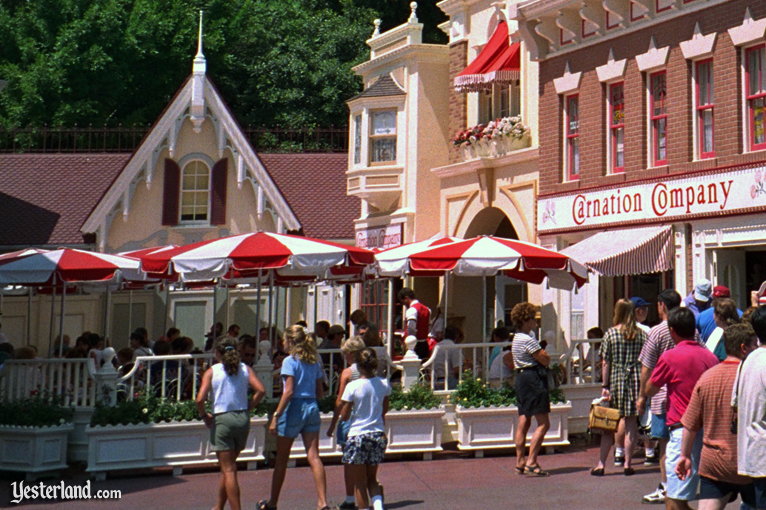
[425,326,461,390]
[734,306,766,509]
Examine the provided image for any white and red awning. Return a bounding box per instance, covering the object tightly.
[408,235,588,289]
[140,232,375,281]
[374,236,462,276]
[561,226,673,277]
[0,248,143,285]
[454,21,521,93]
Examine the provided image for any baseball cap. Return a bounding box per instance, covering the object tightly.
[693,279,712,302]
[712,285,731,298]
[630,296,650,308]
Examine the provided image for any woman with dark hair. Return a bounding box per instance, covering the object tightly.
[339,348,390,510]
[196,337,265,510]
[708,298,741,361]
[511,302,551,476]
[591,298,647,476]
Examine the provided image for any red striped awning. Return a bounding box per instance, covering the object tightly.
[560,226,674,277]
[454,21,521,93]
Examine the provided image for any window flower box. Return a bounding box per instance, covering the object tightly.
[453,116,531,160]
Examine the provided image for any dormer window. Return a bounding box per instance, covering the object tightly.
[370,110,397,165]
[180,160,210,222]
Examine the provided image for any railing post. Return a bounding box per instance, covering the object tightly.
[94,347,119,406]
[254,340,274,400]
[395,335,422,391]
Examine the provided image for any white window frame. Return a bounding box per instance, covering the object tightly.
[605,81,626,174]
[178,156,212,225]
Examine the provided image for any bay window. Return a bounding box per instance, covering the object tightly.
[369,110,397,164]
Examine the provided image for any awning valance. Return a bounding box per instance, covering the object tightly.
[560,226,674,277]
[454,21,521,93]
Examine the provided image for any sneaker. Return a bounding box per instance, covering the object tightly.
[643,453,660,465]
[338,502,357,510]
[641,485,666,504]
[614,455,625,466]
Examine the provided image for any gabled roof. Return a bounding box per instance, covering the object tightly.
[259,153,356,240]
[0,153,130,247]
[81,74,301,249]
[350,74,405,101]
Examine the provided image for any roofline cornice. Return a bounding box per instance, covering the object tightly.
[352,44,450,75]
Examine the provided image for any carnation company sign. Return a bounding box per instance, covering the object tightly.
[538,165,766,232]
[355,224,403,250]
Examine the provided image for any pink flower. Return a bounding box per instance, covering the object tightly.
[756,170,763,183]
[751,185,757,199]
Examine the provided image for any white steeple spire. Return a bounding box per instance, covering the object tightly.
[190,9,206,133]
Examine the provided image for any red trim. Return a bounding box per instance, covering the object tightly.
[746,44,766,151]
[566,94,580,181]
[606,11,619,30]
[650,71,668,166]
[581,19,597,38]
[696,59,715,159]
[560,28,574,46]
[210,158,228,225]
[609,82,625,173]
[630,2,645,21]
[656,0,672,12]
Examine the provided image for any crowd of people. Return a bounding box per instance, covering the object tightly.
[589,279,766,510]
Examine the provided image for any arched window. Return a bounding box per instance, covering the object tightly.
[180,160,210,222]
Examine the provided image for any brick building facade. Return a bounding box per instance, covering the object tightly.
[514,0,766,334]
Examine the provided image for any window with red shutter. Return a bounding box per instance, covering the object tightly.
[162,158,180,225]
[210,158,228,225]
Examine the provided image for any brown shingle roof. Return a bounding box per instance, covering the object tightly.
[258,153,356,240]
[0,153,130,247]
[350,75,405,101]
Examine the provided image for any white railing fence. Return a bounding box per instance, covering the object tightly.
[562,338,602,384]
[0,358,97,407]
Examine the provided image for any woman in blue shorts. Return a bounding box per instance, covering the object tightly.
[259,325,329,510]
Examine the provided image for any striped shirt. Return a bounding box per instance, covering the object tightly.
[511,332,542,369]
[681,360,748,485]
[638,321,674,415]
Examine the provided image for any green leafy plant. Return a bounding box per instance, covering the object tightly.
[454,372,517,408]
[90,392,269,427]
[0,393,74,427]
[389,383,441,411]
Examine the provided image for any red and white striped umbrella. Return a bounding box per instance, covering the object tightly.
[374,236,462,276]
[140,232,375,281]
[0,248,143,285]
[118,245,178,259]
[408,235,589,289]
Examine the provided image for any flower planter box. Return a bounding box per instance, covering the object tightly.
[0,423,74,480]
[85,416,268,480]
[456,402,571,455]
[385,407,445,460]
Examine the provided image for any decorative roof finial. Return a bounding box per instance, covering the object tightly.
[373,18,382,37]
[409,2,418,23]
[195,10,205,61]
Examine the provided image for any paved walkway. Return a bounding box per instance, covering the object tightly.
[0,444,740,509]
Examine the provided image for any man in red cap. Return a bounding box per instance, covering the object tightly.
[696,285,741,343]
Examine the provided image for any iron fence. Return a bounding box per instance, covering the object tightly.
[0,125,348,153]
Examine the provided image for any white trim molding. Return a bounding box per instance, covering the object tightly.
[635,36,670,73]
[728,8,766,47]
[596,48,627,83]
[680,22,717,61]
[553,62,582,95]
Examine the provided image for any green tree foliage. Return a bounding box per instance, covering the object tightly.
[0,0,446,129]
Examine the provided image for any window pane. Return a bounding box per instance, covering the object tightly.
[701,109,714,154]
[570,137,580,176]
[479,90,492,124]
[614,127,624,168]
[652,73,666,116]
[183,174,196,189]
[611,84,624,125]
[498,84,510,118]
[353,115,361,165]
[371,137,396,163]
[656,117,667,162]
[567,96,579,134]
[510,83,521,117]
[749,47,765,95]
[753,97,766,146]
[195,174,209,190]
[371,111,396,135]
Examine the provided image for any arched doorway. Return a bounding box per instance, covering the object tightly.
[450,208,526,341]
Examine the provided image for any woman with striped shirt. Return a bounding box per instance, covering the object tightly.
[511,302,552,477]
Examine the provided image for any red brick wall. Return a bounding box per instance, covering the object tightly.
[448,40,468,164]
[538,0,766,196]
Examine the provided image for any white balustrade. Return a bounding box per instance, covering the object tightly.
[0,358,96,407]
